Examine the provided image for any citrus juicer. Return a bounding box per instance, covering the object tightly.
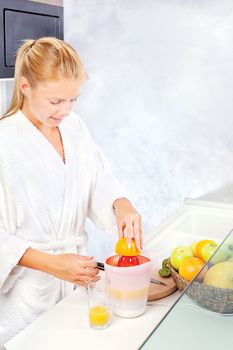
[115,237,141,267]
[104,238,153,318]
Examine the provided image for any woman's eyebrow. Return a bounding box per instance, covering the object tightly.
[48,94,79,101]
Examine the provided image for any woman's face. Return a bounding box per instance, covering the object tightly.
[21,77,81,128]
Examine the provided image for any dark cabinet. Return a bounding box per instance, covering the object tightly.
[0,0,63,78]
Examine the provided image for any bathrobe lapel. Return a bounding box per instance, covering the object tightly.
[57,117,89,245]
[16,110,88,246]
[57,119,78,241]
[16,110,66,238]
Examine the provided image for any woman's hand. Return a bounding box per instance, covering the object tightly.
[113,198,142,250]
[19,248,100,287]
[48,254,100,287]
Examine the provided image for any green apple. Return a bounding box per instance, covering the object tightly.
[225,237,233,258]
[211,243,232,264]
[170,246,193,271]
[201,242,218,262]
[203,261,233,289]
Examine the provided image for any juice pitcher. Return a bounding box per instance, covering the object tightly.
[105,255,153,318]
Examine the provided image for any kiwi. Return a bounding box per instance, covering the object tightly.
[159,268,171,277]
[162,258,170,269]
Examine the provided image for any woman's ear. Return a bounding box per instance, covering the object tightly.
[19,77,31,96]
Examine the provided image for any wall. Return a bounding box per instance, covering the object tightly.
[1,1,233,259]
[0,80,13,116]
[64,0,233,230]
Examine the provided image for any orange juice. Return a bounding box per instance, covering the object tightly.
[89,305,109,327]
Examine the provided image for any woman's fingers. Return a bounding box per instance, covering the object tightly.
[117,220,126,239]
[75,274,101,287]
[122,215,142,251]
[76,255,98,269]
[76,280,87,287]
[118,222,142,250]
[114,199,143,251]
[132,219,142,251]
[82,267,99,277]
[125,220,134,247]
[50,253,102,285]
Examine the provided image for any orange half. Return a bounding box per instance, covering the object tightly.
[115,237,141,256]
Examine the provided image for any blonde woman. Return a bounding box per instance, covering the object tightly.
[0,37,142,346]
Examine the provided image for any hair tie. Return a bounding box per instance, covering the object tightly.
[30,39,37,48]
[25,39,37,54]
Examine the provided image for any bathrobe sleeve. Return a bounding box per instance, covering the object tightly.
[88,143,129,233]
[76,116,129,234]
[0,225,30,294]
[0,149,30,294]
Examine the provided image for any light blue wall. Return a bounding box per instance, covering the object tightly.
[0,80,14,115]
[64,0,233,230]
[1,1,233,260]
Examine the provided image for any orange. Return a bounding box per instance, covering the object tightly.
[179,257,205,282]
[190,242,198,256]
[195,239,215,258]
[115,237,140,256]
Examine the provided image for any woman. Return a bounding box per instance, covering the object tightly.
[0,37,142,346]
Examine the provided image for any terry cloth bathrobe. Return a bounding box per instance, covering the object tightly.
[0,110,127,346]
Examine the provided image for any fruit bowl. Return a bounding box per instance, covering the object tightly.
[168,260,189,292]
[168,260,233,314]
[186,279,233,314]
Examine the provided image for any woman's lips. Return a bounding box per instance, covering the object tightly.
[50,116,63,122]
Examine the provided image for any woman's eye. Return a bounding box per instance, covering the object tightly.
[50,98,77,105]
[50,101,60,105]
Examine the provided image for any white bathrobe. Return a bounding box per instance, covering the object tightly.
[0,110,127,346]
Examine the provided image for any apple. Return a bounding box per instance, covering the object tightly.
[203,261,233,289]
[211,236,233,264]
[200,242,218,262]
[210,243,233,265]
[225,237,233,258]
[170,246,193,271]
[196,239,216,258]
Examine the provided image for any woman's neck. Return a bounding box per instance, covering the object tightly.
[21,101,56,135]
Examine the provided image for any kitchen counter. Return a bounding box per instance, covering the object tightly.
[5,286,180,350]
[5,198,233,349]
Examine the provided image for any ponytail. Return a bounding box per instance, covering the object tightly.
[1,37,85,119]
[1,40,34,119]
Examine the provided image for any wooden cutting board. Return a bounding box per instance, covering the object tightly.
[147,268,177,301]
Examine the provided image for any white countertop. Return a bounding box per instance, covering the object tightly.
[7,199,231,350]
[5,286,180,350]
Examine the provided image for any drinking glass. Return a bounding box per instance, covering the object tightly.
[87,279,110,329]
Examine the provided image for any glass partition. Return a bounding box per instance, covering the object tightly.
[139,230,233,349]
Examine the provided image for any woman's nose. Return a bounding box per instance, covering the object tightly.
[59,101,72,116]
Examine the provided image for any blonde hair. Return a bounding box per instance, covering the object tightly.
[2,37,86,118]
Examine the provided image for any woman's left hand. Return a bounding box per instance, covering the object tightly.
[113,198,142,251]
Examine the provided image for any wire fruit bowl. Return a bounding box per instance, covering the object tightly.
[168,259,233,314]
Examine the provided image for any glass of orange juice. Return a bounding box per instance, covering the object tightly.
[87,279,110,329]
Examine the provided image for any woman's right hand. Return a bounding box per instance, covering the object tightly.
[48,253,100,287]
[19,248,99,287]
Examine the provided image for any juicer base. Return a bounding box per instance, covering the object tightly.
[112,306,146,318]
